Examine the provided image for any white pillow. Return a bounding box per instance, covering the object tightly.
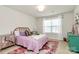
[15,31,20,36]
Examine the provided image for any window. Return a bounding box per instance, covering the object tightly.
[43,16,62,33]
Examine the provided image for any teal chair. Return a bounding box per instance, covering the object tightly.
[67,32,79,52]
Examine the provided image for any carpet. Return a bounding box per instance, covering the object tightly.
[8,40,59,54]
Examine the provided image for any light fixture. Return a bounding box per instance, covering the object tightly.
[36,5,45,12]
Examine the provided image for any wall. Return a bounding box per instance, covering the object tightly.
[74,6,79,14]
[36,11,74,40]
[0,6,36,35]
[62,12,74,38]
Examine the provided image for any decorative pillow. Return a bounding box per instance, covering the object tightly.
[26,29,31,35]
[25,30,29,36]
[15,31,20,36]
[20,32,26,36]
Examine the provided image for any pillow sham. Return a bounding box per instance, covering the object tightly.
[20,32,26,36]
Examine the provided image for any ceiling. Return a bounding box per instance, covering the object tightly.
[5,5,75,17]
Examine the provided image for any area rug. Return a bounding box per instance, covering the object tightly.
[8,40,59,54]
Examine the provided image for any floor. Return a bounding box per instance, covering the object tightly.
[0,40,76,54]
[55,40,75,54]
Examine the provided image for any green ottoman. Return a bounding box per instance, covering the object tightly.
[67,32,79,52]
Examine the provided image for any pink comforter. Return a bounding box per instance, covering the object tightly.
[16,34,48,53]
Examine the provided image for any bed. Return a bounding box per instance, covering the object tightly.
[16,34,48,53]
[13,27,48,53]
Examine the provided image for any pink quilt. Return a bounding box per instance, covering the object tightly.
[16,34,48,53]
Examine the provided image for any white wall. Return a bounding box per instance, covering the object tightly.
[36,11,74,40]
[0,6,36,35]
[62,12,74,38]
[74,6,79,14]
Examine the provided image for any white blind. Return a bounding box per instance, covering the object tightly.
[43,16,62,33]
